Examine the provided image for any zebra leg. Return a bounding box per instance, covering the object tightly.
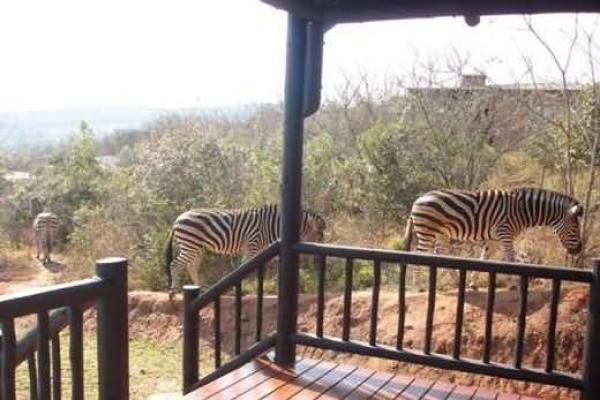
[499,235,519,290]
[499,237,515,262]
[230,254,243,269]
[186,254,202,287]
[415,235,436,290]
[45,229,52,264]
[465,241,490,291]
[35,234,43,260]
[41,234,48,265]
[167,247,200,299]
[479,241,489,260]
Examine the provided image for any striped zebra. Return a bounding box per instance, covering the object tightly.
[165,204,326,297]
[403,187,583,262]
[33,212,59,264]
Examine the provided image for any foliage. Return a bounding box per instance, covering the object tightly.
[1,73,599,290]
[359,122,434,218]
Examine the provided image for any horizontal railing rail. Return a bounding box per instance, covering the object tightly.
[183,241,281,394]
[0,279,106,318]
[292,241,599,399]
[0,257,128,400]
[294,242,594,282]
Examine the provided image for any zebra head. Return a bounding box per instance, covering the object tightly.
[301,211,326,243]
[554,202,583,255]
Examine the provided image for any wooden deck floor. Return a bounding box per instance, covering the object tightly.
[185,356,539,400]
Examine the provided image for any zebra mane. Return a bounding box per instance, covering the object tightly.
[509,187,580,207]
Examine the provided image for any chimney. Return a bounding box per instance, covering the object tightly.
[461,74,486,88]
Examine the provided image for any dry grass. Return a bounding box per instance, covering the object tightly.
[14,333,183,400]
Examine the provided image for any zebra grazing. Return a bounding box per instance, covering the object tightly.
[403,187,583,262]
[33,212,59,264]
[165,204,326,297]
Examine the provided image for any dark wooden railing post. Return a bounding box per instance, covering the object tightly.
[37,311,50,400]
[275,12,308,366]
[69,305,84,400]
[96,257,128,400]
[582,258,600,400]
[1,319,16,400]
[183,285,200,394]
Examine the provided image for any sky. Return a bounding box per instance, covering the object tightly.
[0,0,598,113]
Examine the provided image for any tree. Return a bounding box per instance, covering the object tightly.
[520,16,600,265]
[35,121,105,240]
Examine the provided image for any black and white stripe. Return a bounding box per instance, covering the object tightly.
[33,212,59,264]
[165,204,326,294]
[404,187,583,261]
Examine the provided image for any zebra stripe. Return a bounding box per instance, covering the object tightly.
[33,212,59,264]
[165,204,326,294]
[404,187,583,261]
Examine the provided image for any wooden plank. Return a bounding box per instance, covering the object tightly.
[447,385,477,400]
[184,356,541,400]
[203,359,304,398]
[496,394,520,400]
[232,359,318,399]
[472,387,498,400]
[290,363,356,399]
[423,381,456,399]
[261,361,338,400]
[397,378,435,400]
[375,374,414,400]
[344,371,394,400]
[184,358,268,399]
[318,368,375,399]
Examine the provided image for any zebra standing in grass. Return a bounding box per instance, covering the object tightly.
[33,211,59,264]
[165,204,326,297]
[403,187,583,261]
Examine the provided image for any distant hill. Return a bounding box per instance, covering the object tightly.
[0,105,263,150]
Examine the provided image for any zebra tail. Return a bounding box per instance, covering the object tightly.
[402,217,413,251]
[165,230,175,289]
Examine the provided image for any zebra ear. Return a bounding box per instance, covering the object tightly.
[569,205,583,218]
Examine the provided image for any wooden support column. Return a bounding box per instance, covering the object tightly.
[275,13,308,366]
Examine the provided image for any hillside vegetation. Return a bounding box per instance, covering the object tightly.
[1,68,599,292]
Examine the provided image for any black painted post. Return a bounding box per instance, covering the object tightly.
[275,13,308,366]
[183,285,200,394]
[96,257,129,400]
[302,21,324,117]
[582,259,600,400]
[1,319,17,400]
[69,305,84,400]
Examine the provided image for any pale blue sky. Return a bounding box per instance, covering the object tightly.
[0,0,597,112]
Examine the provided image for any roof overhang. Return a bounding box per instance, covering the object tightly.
[261,0,600,25]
